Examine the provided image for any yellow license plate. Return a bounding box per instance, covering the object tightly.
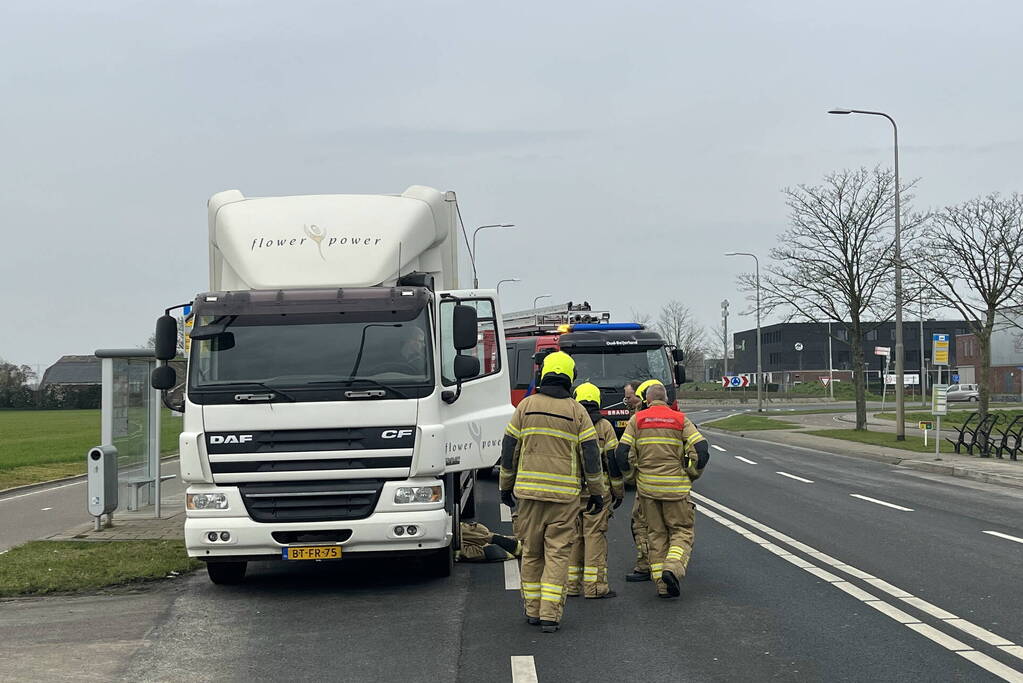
[282,545,342,561]
[617,420,629,428]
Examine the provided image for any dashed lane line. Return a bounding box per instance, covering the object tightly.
[500,504,513,523]
[775,471,814,484]
[711,444,727,452]
[503,558,521,590]
[850,494,914,512]
[0,480,85,503]
[983,530,1023,545]
[735,456,758,465]
[510,655,538,683]
[692,492,1023,673]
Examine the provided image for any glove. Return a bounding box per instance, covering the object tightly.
[585,494,604,515]
[500,489,516,509]
[612,495,624,510]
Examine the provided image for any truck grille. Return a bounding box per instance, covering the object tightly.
[238,479,385,523]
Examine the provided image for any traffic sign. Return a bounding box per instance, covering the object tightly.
[884,373,920,385]
[819,377,831,386]
[932,334,950,366]
[952,373,960,383]
[918,421,933,430]
[874,346,891,356]
[794,342,804,352]
[721,375,751,388]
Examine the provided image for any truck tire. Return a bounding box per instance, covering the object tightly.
[206,561,247,585]
[424,546,453,578]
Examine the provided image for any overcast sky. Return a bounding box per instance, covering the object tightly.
[3,0,1023,372]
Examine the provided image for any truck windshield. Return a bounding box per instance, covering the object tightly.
[572,348,672,389]
[188,309,433,396]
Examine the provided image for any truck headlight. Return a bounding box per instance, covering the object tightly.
[187,493,229,510]
[394,486,442,504]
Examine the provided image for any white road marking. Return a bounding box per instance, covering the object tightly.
[849,494,914,512]
[734,456,758,465]
[693,492,1023,675]
[775,471,814,483]
[503,558,521,591]
[40,507,53,511]
[510,655,538,683]
[0,480,85,503]
[500,504,513,523]
[983,530,1023,545]
[711,444,727,452]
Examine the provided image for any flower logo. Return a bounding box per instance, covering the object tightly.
[304,224,326,260]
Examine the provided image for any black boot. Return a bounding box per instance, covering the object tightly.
[540,620,560,633]
[526,616,540,626]
[586,590,617,599]
[662,570,681,597]
[625,570,650,582]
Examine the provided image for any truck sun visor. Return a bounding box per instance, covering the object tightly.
[192,287,430,320]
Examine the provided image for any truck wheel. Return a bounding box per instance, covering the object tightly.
[424,546,453,578]
[206,561,247,585]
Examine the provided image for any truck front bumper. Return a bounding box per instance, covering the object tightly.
[184,508,451,560]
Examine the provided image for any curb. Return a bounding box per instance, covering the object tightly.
[0,455,180,499]
[702,426,1023,490]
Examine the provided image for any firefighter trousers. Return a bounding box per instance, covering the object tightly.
[567,497,611,597]
[517,498,581,623]
[640,496,696,595]
[631,494,650,573]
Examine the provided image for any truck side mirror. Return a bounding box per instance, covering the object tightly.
[211,332,235,352]
[152,364,177,390]
[454,355,480,380]
[154,315,179,361]
[672,348,685,363]
[674,363,687,385]
[452,305,478,351]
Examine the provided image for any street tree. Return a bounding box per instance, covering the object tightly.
[656,300,707,365]
[741,167,923,429]
[0,358,37,409]
[907,193,1023,418]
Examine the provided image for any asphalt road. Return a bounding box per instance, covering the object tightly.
[2,407,1022,681]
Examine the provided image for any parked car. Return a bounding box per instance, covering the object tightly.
[946,383,980,402]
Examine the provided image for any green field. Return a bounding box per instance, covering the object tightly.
[702,414,797,431]
[0,540,200,597]
[0,409,182,490]
[875,409,1023,429]
[805,429,956,454]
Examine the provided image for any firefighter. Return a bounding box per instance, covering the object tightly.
[500,351,606,633]
[623,379,652,583]
[457,521,521,562]
[566,382,624,599]
[615,380,710,598]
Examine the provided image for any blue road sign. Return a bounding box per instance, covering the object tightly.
[730,376,742,387]
[952,374,960,383]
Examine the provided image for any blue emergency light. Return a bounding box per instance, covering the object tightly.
[568,323,644,331]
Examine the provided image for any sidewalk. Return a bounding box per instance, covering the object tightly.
[704,424,1023,490]
[47,496,185,542]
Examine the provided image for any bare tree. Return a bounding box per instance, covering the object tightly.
[656,300,707,364]
[709,323,733,362]
[907,194,1023,418]
[630,308,653,326]
[146,315,187,356]
[741,167,923,429]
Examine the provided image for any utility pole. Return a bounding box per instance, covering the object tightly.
[721,300,730,376]
[828,322,835,401]
[920,300,927,406]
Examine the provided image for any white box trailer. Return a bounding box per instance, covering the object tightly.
[152,186,512,583]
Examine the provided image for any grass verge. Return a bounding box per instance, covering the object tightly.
[875,409,1023,429]
[0,409,182,491]
[0,540,201,597]
[804,429,956,454]
[703,414,797,431]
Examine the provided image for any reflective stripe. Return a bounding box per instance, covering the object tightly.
[516,483,582,496]
[505,424,522,437]
[686,432,705,447]
[540,595,562,603]
[518,470,579,484]
[579,426,597,442]
[637,436,685,447]
[620,433,635,445]
[541,583,563,591]
[520,427,578,441]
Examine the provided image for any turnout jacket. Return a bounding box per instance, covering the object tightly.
[614,400,707,500]
[593,418,625,501]
[500,392,605,503]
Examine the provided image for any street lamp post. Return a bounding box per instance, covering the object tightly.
[725,252,763,412]
[496,277,520,295]
[532,294,552,327]
[828,107,905,440]
[471,224,514,289]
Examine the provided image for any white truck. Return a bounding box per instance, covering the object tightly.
[151,186,512,584]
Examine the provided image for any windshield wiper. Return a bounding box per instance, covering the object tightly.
[309,377,409,400]
[203,381,298,402]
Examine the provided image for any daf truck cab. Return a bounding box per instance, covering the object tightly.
[152,186,512,584]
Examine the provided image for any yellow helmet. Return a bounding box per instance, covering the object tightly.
[541,351,575,381]
[636,379,663,402]
[574,382,601,405]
